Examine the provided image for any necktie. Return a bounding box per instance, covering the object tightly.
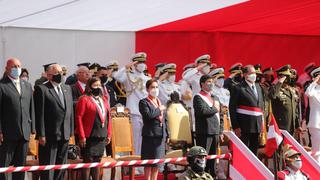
[57,86,65,108]
[14,81,21,94]
[252,85,258,98]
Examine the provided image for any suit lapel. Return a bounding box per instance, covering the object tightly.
[47,82,64,109]
[244,82,257,100]
[3,76,20,95]
[19,80,26,97]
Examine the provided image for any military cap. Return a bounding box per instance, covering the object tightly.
[106,61,119,69]
[310,66,320,78]
[188,146,207,157]
[263,67,274,75]
[195,54,211,64]
[304,62,316,73]
[282,144,301,161]
[89,63,101,73]
[43,63,57,72]
[77,62,90,68]
[161,63,176,73]
[183,63,195,71]
[254,64,262,75]
[229,62,243,74]
[209,67,225,79]
[155,63,166,70]
[276,64,291,76]
[132,52,147,62]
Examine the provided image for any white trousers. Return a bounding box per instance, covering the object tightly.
[131,114,143,155]
[309,127,320,163]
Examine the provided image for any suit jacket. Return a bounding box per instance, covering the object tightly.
[103,84,117,108]
[75,95,111,139]
[193,93,223,135]
[229,80,264,133]
[71,81,85,107]
[305,81,320,129]
[34,81,74,141]
[139,98,168,138]
[0,76,35,141]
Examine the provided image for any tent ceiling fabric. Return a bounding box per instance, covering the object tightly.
[0,0,246,31]
[143,0,320,36]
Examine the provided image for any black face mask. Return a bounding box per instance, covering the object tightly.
[284,76,291,84]
[190,161,205,174]
[52,73,62,84]
[91,87,102,96]
[100,76,108,84]
[233,74,242,83]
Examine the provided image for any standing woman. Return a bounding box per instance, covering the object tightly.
[139,79,167,180]
[75,77,111,179]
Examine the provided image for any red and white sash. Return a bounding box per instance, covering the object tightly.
[76,81,85,95]
[236,105,263,116]
[90,96,106,127]
[198,91,214,107]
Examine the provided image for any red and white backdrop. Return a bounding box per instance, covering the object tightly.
[136,0,320,78]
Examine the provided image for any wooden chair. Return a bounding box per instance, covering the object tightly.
[26,134,40,180]
[99,106,140,180]
[163,103,194,179]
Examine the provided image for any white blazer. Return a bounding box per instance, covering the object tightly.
[305,81,320,129]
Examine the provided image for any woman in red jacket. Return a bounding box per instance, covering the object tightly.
[75,77,111,180]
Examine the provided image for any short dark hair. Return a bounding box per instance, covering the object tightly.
[85,77,101,95]
[199,75,213,87]
[146,79,158,89]
[243,65,254,74]
[21,68,29,76]
[98,66,108,71]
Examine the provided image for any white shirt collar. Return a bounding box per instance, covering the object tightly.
[245,79,255,87]
[7,75,20,84]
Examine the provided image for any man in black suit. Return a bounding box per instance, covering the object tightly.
[97,67,117,107]
[71,66,91,106]
[193,75,223,177]
[0,58,35,180]
[229,65,264,155]
[34,63,74,180]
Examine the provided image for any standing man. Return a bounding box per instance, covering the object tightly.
[113,52,151,161]
[158,63,181,105]
[229,65,264,155]
[71,65,91,106]
[97,67,117,107]
[34,63,56,87]
[224,63,243,92]
[193,75,223,177]
[0,58,35,180]
[106,62,127,106]
[34,64,74,180]
[269,65,301,135]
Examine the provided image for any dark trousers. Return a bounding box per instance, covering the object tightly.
[38,140,69,180]
[196,134,219,177]
[240,133,259,155]
[0,139,28,180]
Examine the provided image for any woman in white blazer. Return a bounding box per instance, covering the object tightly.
[305,67,320,163]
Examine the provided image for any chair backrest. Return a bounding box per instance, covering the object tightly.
[166,103,192,145]
[111,106,135,157]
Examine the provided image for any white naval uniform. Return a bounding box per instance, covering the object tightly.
[179,79,193,109]
[305,81,320,163]
[113,67,151,155]
[158,80,181,105]
[182,68,205,131]
[211,85,230,107]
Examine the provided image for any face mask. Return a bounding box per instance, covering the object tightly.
[91,87,102,96]
[10,67,22,79]
[150,88,159,97]
[136,63,146,73]
[291,159,302,170]
[247,73,257,83]
[234,74,242,82]
[52,73,62,84]
[190,157,206,173]
[207,83,214,91]
[215,78,224,88]
[100,76,108,84]
[21,76,29,81]
[168,75,176,83]
[202,65,210,75]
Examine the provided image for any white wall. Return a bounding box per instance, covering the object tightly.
[0,27,135,84]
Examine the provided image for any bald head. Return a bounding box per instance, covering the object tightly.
[5,58,22,79]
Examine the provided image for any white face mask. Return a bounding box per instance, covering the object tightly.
[136,63,146,73]
[168,75,176,83]
[291,159,302,170]
[247,73,257,83]
[202,65,210,75]
[150,88,159,97]
[215,78,224,88]
[194,157,206,168]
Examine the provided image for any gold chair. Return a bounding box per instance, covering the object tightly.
[99,106,140,180]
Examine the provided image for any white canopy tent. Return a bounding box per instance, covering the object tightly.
[0,0,245,83]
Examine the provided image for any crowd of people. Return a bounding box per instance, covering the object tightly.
[0,52,319,179]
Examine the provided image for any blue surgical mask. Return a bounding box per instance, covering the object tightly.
[10,67,22,79]
[215,78,224,88]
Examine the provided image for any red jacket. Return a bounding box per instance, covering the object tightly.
[75,95,111,140]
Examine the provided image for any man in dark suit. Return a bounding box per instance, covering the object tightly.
[229,65,264,155]
[97,67,117,107]
[193,75,224,177]
[34,63,74,180]
[71,66,91,106]
[0,58,35,180]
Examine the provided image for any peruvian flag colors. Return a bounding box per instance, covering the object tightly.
[265,114,283,157]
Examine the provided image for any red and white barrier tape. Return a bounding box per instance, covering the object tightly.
[0,153,231,173]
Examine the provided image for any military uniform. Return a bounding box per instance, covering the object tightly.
[178,168,213,180]
[179,63,195,109]
[223,63,243,93]
[158,63,180,105]
[269,65,300,134]
[113,52,151,156]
